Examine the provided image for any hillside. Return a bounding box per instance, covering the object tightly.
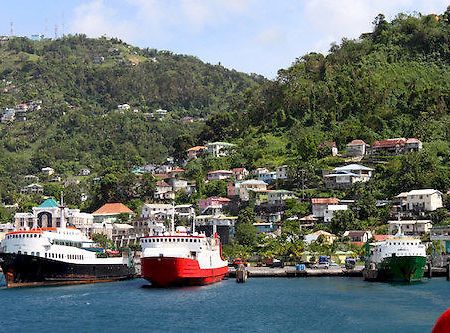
[0,35,262,184]
[198,9,450,197]
[0,9,449,217]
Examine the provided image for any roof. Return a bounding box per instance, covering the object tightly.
[38,198,59,208]
[347,139,366,146]
[334,164,373,171]
[407,189,443,196]
[388,220,432,224]
[208,170,233,174]
[232,167,247,172]
[345,230,369,237]
[311,198,339,205]
[208,196,231,202]
[395,192,408,198]
[155,181,171,187]
[241,179,267,185]
[307,230,336,237]
[187,145,207,152]
[372,138,406,149]
[92,203,133,216]
[406,138,420,143]
[299,214,318,221]
[144,203,173,209]
[206,142,236,147]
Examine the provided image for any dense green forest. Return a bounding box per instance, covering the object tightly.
[0,8,450,220]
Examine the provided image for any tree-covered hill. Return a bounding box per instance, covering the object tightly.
[198,9,450,197]
[0,35,262,181]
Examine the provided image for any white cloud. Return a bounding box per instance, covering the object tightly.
[69,0,138,41]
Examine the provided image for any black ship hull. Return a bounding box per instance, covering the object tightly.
[0,253,135,288]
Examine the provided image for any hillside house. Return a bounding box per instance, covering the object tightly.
[207,170,234,181]
[304,230,337,245]
[206,142,236,158]
[252,167,270,177]
[198,197,231,214]
[117,104,130,110]
[232,167,249,181]
[343,230,373,243]
[276,165,289,180]
[186,146,207,159]
[406,189,443,212]
[388,220,432,236]
[41,167,55,176]
[141,203,173,219]
[311,198,340,218]
[323,164,373,189]
[346,140,368,156]
[257,171,277,184]
[154,181,174,200]
[370,137,422,155]
[20,183,43,195]
[92,203,133,223]
[324,204,348,223]
[267,190,296,206]
[238,179,268,201]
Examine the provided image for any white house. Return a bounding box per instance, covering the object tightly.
[388,220,433,235]
[304,230,337,245]
[41,167,55,176]
[257,171,277,184]
[343,230,373,243]
[20,183,44,194]
[311,198,340,218]
[406,189,443,212]
[324,164,373,189]
[206,142,236,158]
[324,204,348,223]
[238,179,268,201]
[141,203,173,219]
[276,165,289,180]
[267,190,296,206]
[207,170,234,181]
[346,140,368,156]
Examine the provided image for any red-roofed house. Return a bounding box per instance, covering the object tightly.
[370,138,422,155]
[187,145,207,159]
[92,203,133,223]
[232,167,249,180]
[311,198,340,218]
[346,139,368,156]
[168,168,185,177]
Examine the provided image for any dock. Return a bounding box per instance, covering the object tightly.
[228,266,364,278]
[228,266,450,278]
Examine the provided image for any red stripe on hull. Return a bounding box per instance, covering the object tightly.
[141,257,228,287]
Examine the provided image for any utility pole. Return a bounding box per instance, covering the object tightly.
[9,22,13,36]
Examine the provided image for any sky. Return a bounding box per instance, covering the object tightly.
[0,0,448,78]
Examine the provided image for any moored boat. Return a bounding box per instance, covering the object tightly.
[0,199,135,288]
[140,205,228,287]
[363,225,426,282]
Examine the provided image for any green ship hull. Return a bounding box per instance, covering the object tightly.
[364,256,426,282]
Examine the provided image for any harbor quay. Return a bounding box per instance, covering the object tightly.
[227,265,450,279]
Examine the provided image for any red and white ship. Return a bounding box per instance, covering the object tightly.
[140,208,228,287]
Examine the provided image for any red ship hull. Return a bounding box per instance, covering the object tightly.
[141,256,228,287]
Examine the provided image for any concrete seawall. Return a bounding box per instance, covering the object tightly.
[228,266,449,278]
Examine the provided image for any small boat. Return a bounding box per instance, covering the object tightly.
[140,204,228,287]
[363,225,426,282]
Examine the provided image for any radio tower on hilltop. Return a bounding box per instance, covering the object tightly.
[9,22,14,36]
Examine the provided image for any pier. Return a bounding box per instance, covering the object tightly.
[228,266,450,278]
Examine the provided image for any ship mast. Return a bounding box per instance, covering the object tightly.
[171,201,175,234]
[59,191,66,229]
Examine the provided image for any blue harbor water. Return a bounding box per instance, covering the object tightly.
[0,277,448,332]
